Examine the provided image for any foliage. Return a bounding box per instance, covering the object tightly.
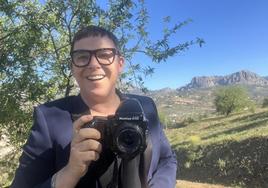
[0,149,21,188]
[0,0,203,146]
[158,111,173,129]
[0,1,203,184]
[214,86,254,116]
[262,97,268,108]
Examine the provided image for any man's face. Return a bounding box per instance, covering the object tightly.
[71,36,124,100]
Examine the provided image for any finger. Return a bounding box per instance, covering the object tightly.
[73,115,93,133]
[76,139,102,153]
[80,128,101,140]
[79,150,100,162]
[74,128,101,143]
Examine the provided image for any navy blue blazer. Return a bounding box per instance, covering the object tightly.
[11,94,177,188]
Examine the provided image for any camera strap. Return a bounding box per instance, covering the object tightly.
[106,156,121,188]
[139,153,146,188]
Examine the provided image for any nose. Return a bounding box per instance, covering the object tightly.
[87,54,101,69]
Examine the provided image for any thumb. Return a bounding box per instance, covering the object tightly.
[73,115,93,133]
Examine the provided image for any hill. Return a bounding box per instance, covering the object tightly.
[143,70,268,121]
[166,108,268,187]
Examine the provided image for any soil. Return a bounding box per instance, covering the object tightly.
[176,180,232,188]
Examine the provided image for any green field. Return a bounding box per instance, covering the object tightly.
[166,108,268,188]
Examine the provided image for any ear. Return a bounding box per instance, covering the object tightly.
[117,56,125,73]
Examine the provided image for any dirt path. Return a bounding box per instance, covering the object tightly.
[176,180,232,188]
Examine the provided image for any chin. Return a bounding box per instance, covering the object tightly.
[85,87,114,98]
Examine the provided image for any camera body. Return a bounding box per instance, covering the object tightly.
[82,98,148,160]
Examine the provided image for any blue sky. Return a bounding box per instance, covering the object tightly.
[135,0,268,90]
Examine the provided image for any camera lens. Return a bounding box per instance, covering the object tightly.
[117,127,142,154]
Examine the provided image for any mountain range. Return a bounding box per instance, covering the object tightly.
[178,70,268,91]
[141,70,268,121]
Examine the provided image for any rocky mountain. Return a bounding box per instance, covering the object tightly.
[178,70,268,91]
[145,70,268,121]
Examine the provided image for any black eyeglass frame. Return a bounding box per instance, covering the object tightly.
[70,48,120,67]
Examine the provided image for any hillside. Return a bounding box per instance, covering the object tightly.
[148,71,268,187]
[144,70,268,121]
[165,108,268,187]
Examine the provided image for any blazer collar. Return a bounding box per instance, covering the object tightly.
[72,89,125,116]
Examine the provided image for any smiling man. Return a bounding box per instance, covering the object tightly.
[11,25,177,188]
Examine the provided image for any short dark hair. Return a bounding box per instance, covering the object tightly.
[70,25,120,53]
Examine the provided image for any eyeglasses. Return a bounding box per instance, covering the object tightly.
[70,48,120,67]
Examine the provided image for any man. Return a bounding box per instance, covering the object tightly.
[11,25,177,188]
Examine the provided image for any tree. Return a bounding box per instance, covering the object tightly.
[262,98,268,108]
[214,86,253,116]
[0,0,204,145]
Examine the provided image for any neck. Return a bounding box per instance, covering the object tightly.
[81,91,121,116]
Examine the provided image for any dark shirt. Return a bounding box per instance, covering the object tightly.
[11,93,177,188]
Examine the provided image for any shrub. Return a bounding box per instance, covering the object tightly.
[214,86,254,116]
[262,98,268,108]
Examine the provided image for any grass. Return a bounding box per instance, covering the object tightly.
[166,108,268,188]
[1,108,268,187]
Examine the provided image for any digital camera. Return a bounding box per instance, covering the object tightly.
[82,98,148,160]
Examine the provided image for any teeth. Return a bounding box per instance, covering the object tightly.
[86,75,105,81]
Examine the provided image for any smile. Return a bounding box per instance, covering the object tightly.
[86,74,105,81]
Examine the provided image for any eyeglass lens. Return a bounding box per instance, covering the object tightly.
[72,49,116,67]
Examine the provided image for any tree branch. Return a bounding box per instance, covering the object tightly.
[0,24,27,41]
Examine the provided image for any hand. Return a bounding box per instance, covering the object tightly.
[66,115,102,180]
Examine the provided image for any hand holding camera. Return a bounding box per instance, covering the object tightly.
[55,115,103,188]
[56,98,148,187]
[82,98,148,160]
